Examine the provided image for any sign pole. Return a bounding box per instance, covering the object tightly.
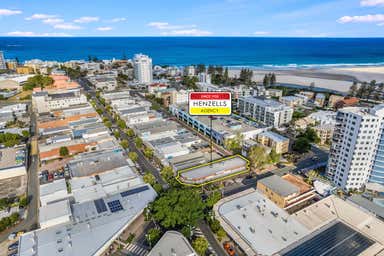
[210,115,213,166]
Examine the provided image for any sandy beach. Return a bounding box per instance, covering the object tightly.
[229,66,384,93]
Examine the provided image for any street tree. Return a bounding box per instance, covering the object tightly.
[248,145,269,170]
[128,152,138,162]
[143,172,156,186]
[192,237,208,256]
[120,140,129,149]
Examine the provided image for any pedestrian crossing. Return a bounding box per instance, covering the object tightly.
[194,228,218,256]
[122,243,148,256]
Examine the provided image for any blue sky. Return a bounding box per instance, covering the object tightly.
[0,0,384,37]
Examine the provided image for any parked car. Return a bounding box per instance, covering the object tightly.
[8,241,19,251]
[223,242,236,256]
[7,233,16,240]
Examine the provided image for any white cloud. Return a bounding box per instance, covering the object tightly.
[253,31,270,35]
[361,0,384,6]
[161,29,212,36]
[97,26,113,31]
[337,14,384,23]
[378,22,384,25]
[7,31,71,37]
[53,23,82,30]
[25,13,56,20]
[108,17,126,23]
[74,16,99,23]
[0,9,22,16]
[42,18,64,25]
[147,22,196,30]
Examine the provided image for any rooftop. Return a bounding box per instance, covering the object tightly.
[215,189,309,256]
[148,231,197,256]
[179,156,248,184]
[67,149,128,177]
[259,131,289,143]
[258,175,299,197]
[19,182,157,256]
[0,146,26,170]
[239,96,291,110]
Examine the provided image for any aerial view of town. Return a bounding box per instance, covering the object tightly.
[1,1,384,256]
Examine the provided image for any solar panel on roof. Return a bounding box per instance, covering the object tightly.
[282,222,374,256]
[120,186,149,197]
[94,199,107,214]
[107,200,123,213]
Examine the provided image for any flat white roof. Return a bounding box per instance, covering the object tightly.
[216,189,309,256]
[148,231,197,256]
[180,156,247,183]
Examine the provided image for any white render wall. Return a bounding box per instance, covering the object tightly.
[327,106,384,190]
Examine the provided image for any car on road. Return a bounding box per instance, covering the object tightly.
[311,156,319,161]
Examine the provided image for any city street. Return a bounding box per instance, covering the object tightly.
[0,112,39,242]
[79,78,167,187]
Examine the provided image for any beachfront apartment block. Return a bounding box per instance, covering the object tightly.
[133,54,153,84]
[0,51,6,70]
[280,95,306,107]
[326,104,384,190]
[237,96,293,128]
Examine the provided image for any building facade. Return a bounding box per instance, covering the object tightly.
[0,51,6,70]
[237,97,293,128]
[133,54,153,84]
[327,105,384,190]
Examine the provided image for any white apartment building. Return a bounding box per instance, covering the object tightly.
[184,66,195,76]
[32,90,87,113]
[198,72,211,84]
[326,105,384,191]
[0,51,6,70]
[237,97,293,128]
[133,54,153,84]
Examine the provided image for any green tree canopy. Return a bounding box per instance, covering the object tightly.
[120,139,129,149]
[146,228,162,247]
[23,75,53,91]
[135,137,143,148]
[205,191,222,209]
[128,152,138,162]
[293,137,311,153]
[59,146,69,157]
[224,133,244,154]
[150,189,205,229]
[192,237,208,256]
[248,145,269,170]
[143,172,156,186]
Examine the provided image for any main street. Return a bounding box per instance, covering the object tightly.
[79,78,167,187]
[0,111,39,242]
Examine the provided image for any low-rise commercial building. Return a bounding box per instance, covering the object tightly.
[257,174,316,212]
[215,190,384,256]
[19,166,157,256]
[178,156,248,185]
[148,231,197,256]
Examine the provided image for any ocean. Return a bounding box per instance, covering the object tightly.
[1,37,384,67]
